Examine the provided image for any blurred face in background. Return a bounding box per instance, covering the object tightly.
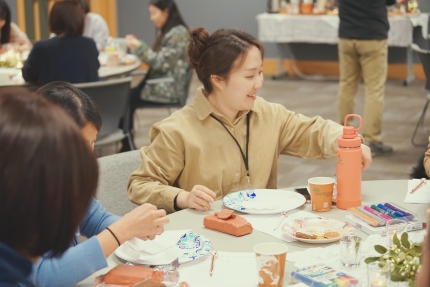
[0,18,5,29]
[148,4,169,28]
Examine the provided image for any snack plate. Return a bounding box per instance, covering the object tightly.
[222,189,306,215]
[114,232,211,265]
[281,217,355,243]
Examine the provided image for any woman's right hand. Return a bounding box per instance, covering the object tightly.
[125,34,142,50]
[176,185,216,211]
[111,203,169,242]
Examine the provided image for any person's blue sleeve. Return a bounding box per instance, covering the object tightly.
[30,237,106,287]
[30,199,121,287]
[80,199,121,237]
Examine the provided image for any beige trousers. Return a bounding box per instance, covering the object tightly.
[337,38,388,144]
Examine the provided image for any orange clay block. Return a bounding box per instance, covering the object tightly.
[204,209,253,237]
[104,265,164,286]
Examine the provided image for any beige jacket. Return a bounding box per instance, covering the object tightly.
[128,87,343,213]
[424,136,430,177]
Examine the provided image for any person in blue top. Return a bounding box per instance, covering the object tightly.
[0,88,98,286]
[31,82,170,287]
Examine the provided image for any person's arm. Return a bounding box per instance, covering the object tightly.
[130,25,188,73]
[128,121,187,214]
[30,200,119,286]
[31,236,107,287]
[386,0,396,6]
[276,104,343,158]
[10,22,32,50]
[424,136,430,177]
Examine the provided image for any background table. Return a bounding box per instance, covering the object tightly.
[0,54,141,87]
[76,180,428,286]
[257,13,429,84]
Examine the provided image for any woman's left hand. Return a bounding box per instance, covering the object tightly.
[361,144,372,170]
[125,34,141,50]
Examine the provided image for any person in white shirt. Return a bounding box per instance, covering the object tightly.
[79,0,109,52]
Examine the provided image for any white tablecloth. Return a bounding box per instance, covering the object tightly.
[256,13,429,47]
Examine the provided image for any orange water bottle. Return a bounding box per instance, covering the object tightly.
[336,114,362,210]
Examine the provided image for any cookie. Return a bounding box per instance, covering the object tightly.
[295,232,317,239]
[324,231,340,239]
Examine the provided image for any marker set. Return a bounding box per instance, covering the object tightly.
[291,264,359,287]
[348,203,414,227]
[344,202,424,235]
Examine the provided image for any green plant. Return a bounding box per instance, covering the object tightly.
[365,232,422,287]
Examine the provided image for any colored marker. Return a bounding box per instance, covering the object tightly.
[377,204,404,218]
[384,203,414,220]
[350,207,380,227]
[363,206,392,221]
[341,274,359,284]
[371,205,396,218]
[357,206,386,226]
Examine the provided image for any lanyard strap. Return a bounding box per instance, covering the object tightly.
[210,113,251,185]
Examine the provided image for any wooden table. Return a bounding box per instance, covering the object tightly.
[76,180,427,286]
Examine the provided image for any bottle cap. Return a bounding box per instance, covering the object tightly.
[338,114,362,148]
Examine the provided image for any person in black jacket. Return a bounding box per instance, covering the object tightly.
[22,1,99,85]
[337,0,395,157]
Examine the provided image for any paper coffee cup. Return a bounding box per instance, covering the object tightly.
[254,242,288,287]
[308,177,335,212]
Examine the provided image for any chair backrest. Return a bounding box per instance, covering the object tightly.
[74,77,132,138]
[96,150,141,215]
[411,44,430,91]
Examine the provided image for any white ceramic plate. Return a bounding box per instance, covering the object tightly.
[115,232,211,265]
[281,217,355,244]
[222,189,306,215]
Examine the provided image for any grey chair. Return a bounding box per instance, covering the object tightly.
[411,44,430,147]
[74,77,136,151]
[96,150,142,216]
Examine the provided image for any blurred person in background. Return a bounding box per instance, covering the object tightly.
[337,0,395,157]
[0,88,98,286]
[79,0,109,52]
[22,0,99,85]
[121,0,190,151]
[0,0,32,52]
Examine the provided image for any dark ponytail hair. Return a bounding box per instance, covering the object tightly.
[36,81,102,131]
[187,27,264,94]
[149,0,187,51]
[0,0,11,44]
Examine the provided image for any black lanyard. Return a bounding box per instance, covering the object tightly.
[210,112,251,187]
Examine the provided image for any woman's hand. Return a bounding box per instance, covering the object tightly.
[110,203,169,243]
[176,185,216,211]
[125,34,142,50]
[361,144,372,170]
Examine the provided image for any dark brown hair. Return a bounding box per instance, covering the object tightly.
[49,0,85,36]
[37,81,102,131]
[149,0,187,51]
[0,0,11,44]
[187,27,264,94]
[0,88,98,258]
